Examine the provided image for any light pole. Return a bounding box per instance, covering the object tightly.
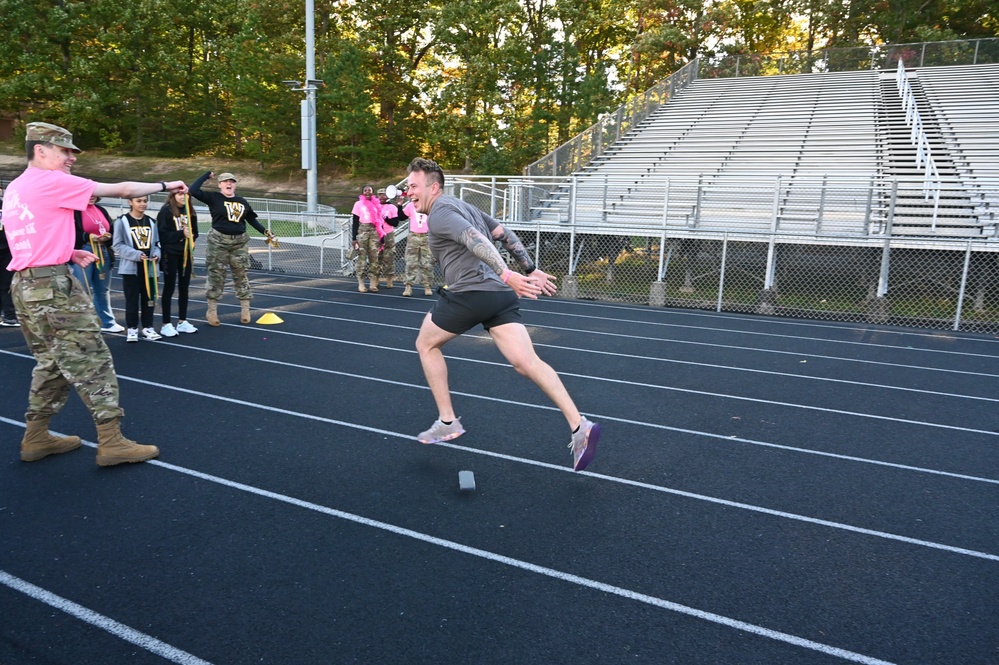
[282,78,323,213]
[282,0,322,214]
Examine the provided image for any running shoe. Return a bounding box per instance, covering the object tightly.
[569,416,600,471]
[176,320,198,334]
[101,322,125,333]
[141,327,162,341]
[0,317,20,327]
[160,323,178,337]
[417,417,465,444]
[126,328,138,343]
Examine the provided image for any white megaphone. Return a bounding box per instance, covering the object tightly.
[385,184,400,199]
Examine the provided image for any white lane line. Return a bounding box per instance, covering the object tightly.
[246,274,994,349]
[4,385,996,565]
[167,294,999,378]
[4,344,997,487]
[1,434,897,665]
[293,275,997,350]
[530,339,999,403]
[136,331,999,437]
[0,570,212,665]
[209,295,999,397]
[133,343,999,484]
[521,306,999,360]
[91,341,999,480]
[525,322,999,379]
[244,286,999,360]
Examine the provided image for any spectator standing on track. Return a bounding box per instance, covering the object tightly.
[0,184,19,327]
[189,171,275,325]
[400,188,433,297]
[376,187,404,289]
[3,121,184,466]
[112,196,162,342]
[156,191,199,337]
[405,157,600,471]
[71,195,123,333]
[351,185,386,293]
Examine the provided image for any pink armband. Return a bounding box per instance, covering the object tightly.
[501,270,513,284]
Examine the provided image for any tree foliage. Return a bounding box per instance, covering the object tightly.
[0,0,994,175]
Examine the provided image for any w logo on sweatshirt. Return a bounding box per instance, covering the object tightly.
[224,201,245,223]
[130,226,152,250]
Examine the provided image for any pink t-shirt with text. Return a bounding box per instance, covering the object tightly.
[403,201,428,234]
[1,167,96,271]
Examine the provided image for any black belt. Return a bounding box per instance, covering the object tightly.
[18,264,71,278]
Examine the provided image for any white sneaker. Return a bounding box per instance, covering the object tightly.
[101,323,125,333]
[176,320,198,334]
[141,327,162,341]
[126,328,138,343]
[160,323,178,337]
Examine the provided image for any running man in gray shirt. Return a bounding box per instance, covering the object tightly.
[405,157,600,471]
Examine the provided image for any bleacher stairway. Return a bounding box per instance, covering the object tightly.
[532,64,999,238]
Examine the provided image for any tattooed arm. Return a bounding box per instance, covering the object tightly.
[456,224,551,299]
[492,223,558,297]
[490,225,536,273]
[457,226,509,276]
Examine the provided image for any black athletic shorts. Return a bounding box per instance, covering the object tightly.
[431,287,522,334]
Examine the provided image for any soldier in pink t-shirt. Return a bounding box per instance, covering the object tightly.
[2,122,188,467]
[400,196,433,297]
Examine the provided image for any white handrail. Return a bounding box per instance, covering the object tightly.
[896,59,943,229]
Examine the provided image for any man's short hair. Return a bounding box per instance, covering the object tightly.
[407,158,445,189]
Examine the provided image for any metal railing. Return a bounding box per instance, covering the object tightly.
[91,183,999,335]
[524,59,700,178]
[896,60,942,222]
[444,173,996,238]
[525,38,999,180]
[429,174,999,333]
[703,37,999,78]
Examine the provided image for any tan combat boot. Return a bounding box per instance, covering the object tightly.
[385,277,394,289]
[240,300,251,324]
[424,284,433,296]
[206,300,220,326]
[402,285,412,297]
[368,277,379,292]
[20,417,82,462]
[358,277,368,293]
[96,419,159,466]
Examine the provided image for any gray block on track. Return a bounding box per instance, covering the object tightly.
[458,470,475,492]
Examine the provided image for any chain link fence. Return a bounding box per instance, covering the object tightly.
[56,188,999,335]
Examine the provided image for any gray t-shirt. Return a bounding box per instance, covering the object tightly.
[427,195,507,293]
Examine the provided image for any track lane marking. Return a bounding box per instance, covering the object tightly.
[0,570,212,665]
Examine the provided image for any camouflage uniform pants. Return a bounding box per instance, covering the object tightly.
[377,230,396,281]
[205,230,251,301]
[404,232,433,287]
[11,267,123,424]
[355,224,381,280]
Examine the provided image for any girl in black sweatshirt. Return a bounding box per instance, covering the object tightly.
[156,191,199,336]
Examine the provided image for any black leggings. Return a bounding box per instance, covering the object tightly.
[122,273,156,329]
[161,252,193,323]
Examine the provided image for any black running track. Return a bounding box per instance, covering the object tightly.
[1,273,997,665]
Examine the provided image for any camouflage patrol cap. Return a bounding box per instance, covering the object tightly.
[26,122,82,153]
[376,188,387,194]
[217,172,237,183]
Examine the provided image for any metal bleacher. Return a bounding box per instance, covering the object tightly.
[915,64,999,234]
[530,62,999,239]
